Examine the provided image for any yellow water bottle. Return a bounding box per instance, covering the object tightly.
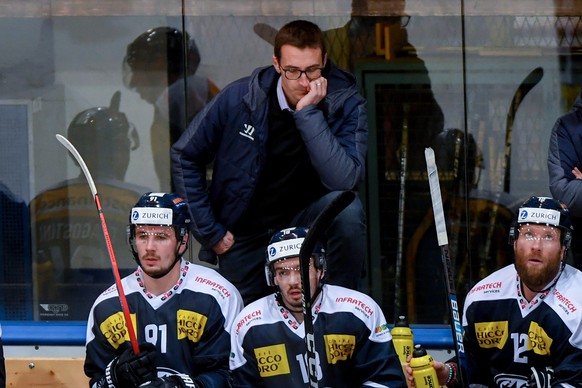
[410,344,439,388]
[391,315,414,364]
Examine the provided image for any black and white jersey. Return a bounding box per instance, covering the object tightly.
[230,284,406,388]
[463,264,582,387]
[85,259,243,388]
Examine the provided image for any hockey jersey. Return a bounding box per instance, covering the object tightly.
[85,259,243,387]
[230,284,406,387]
[463,264,582,387]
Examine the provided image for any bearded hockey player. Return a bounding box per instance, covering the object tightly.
[463,196,582,387]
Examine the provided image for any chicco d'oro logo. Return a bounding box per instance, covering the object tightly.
[324,334,356,364]
[474,321,508,349]
[254,344,290,377]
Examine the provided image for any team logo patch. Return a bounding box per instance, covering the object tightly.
[528,321,552,355]
[100,312,137,349]
[324,334,356,364]
[254,344,290,377]
[474,321,508,349]
[177,309,207,343]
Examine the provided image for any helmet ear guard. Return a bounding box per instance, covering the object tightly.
[265,261,276,287]
[563,229,572,249]
[508,222,517,245]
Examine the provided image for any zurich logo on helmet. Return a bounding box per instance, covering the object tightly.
[269,246,277,257]
[519,210,528,220]
[132,210,139,221]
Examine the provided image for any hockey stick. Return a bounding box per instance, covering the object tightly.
[503,66,544,193]
[484,67,544,261]
[299,190,356,388]
[425,148,466,386]
[56,134,140,355]
[394,104,408,322]
[253,22,278,46]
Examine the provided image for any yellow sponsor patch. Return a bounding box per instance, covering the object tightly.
[100,312,137,349]
[474,321,508,349]
[254,344,290,378]
[177,309,207,343]
[528,322,552,356]
[324,334,355,364]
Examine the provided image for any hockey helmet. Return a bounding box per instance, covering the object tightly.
[124,26,200,79]
[264,227,325,287]
[509,196,572,248]
[127,192,191,247]
[433,128,482,190]
[68,106,130,146]
[67,91,138,157]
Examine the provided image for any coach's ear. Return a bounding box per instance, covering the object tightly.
[273,55,282,73]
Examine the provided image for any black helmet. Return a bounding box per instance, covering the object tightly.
[433,128,481,190]
[124,26,200,77]
[67,93,138,179]
[509,196,572,248]
[68,106,130,147]
[264,227,325,287]
[128,192,191,236]
[67,91,138,173]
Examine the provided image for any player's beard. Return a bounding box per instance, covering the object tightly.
[282,285,304,313]
[141,255,176,279]
[515,252,562,291]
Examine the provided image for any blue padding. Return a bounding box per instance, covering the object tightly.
[0,322,455,349]
[2,321,87,346]
[409,325,454,349]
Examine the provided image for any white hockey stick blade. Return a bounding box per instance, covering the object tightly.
[56,134,98,198]
[425,147,449,247]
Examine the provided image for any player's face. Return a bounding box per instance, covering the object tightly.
[273,256,322,311]
[127,60,168,104]
[272,45,326,109]
[514,224,565,290]
[134,225,181,277]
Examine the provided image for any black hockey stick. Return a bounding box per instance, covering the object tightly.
[484,67,544,261]
[394,104,409,322]
[253,22,278,46]
[503,67,544,193]
[299,190,356,388]
[56,134,140,355]
[425,148,467,387]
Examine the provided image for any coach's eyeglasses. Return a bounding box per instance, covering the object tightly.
[279,66,323,81]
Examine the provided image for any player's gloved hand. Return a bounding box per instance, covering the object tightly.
[106,343,157,387]
[528,366,553,388]
[138,374,197,388]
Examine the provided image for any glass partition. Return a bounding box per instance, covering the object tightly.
[0,1,580,330]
